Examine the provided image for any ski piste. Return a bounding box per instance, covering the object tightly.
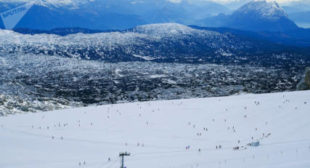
[0,1,36,29]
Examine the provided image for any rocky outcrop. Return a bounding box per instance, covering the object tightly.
[297,67,310,90]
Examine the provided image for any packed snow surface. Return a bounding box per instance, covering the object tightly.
[1,91,310,168]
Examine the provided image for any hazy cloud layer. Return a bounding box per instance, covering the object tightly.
[0,0,308,4]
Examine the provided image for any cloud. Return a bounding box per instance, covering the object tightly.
[0,0,307,5]
[167,0,306,4]
[0,0,84,4]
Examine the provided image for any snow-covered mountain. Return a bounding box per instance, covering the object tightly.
[201,0,299,32]
[0,0,229,30]
[1,23,309,66]
[236,0,287,19]
[1,91,310,168]
[0,0,304,32]
[0,23,235,62]
[227,0,298,31]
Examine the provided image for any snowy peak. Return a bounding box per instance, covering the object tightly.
[235,0,288,20]
[227,0,298,31]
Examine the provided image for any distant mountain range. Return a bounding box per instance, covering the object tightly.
[1,0,310,47]
[1,0,307,32]
[0,0,310,32]
[0,0,229,30]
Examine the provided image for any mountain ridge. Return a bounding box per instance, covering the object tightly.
[1,23,310,69]
[0,0,229,30]
[201,0,299,32]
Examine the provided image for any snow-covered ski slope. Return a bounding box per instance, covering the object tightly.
[1,91,310,168]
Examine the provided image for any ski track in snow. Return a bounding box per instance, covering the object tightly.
[0,91,310,168]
